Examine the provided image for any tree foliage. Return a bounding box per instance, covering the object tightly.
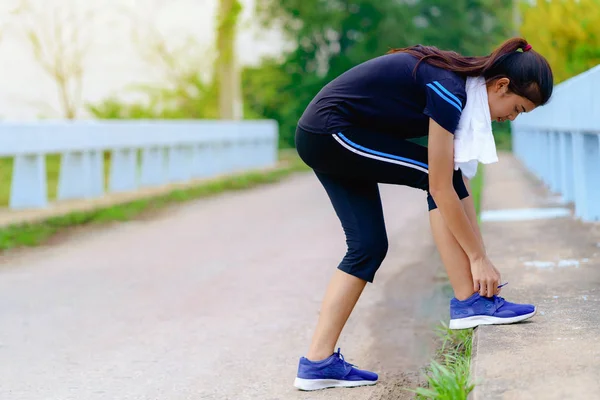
[87,74,219,120]
[520,0,600,83]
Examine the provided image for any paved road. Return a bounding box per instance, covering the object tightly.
[0,172,449,400]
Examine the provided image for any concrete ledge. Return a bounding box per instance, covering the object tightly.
[470,153,600,400]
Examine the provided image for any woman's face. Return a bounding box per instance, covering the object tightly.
[487,78,537,123]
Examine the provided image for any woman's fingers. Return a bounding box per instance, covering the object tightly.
[472,259,503,297]
[473,273,503,297]
[476,277,500,298]
[479,279,489,297]
[474,278,485,297]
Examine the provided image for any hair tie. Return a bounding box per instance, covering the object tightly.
[523,44,532,52]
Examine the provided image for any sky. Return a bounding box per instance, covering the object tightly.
[0,0,287,120]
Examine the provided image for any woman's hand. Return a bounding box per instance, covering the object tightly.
[470,256,502,297]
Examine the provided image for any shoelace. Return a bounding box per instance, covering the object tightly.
[493,295,506,309]
[335,348,356,369]
[494,282,508,309]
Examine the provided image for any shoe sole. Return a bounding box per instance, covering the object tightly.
[449,308,537,330]
[293,378,377,391]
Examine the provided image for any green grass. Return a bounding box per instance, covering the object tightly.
[410,167,484,399]
[0,151,309,251]
[412,323,475,400]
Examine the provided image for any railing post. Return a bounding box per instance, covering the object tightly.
[572,132,586,219]
[542,132,552,187]
[167,145,188,183]
[10,154,48,209]
[140,147,166,187]
[91,150,105,197]
[213,141,226,175]
[58,150,104,200]
[233,140,243,172]
[192,143,210,179]
[571,132,600,221]
[535,131,543,181]
[223,140,236,174]
[580,133,600,221]
[550,132,562,194]
[109,148,138,193]
[183,145,194,181]
[269,127,279,167]
[559,132,575,203]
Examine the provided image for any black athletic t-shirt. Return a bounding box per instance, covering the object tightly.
[297,52,467,138]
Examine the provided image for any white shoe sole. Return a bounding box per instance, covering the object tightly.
[293,377,377,391]
[449,308,537,330]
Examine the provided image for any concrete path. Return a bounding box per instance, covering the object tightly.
[0,172,449,400]
[471,153,600,400]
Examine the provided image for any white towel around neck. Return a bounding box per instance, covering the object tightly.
[453,76,498,179]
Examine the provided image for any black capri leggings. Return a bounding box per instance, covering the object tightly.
[295,126,469,283]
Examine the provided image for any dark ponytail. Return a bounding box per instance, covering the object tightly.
[388,38,554,106]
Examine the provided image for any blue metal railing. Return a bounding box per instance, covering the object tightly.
[511,65,600,222]
[0,120,278,209]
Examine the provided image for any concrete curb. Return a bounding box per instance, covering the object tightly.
[469,153,600,400]
[468,327,482,400]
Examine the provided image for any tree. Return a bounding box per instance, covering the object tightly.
[88,3,219,120]
[215,0,244,120]
[520,0,600,83]
[11,0,96,119]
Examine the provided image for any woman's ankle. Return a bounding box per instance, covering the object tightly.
[306,348,334,362]
[454,290,477,301]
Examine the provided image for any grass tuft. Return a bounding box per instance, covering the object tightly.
[411,322,475,400]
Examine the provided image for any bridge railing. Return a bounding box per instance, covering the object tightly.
[511,64,600,222]
[0,120,278,209]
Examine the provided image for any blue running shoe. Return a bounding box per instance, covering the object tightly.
[294,348,378,391]
[449,293,536,330]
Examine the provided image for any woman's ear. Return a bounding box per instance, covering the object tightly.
[495,77,510,94]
